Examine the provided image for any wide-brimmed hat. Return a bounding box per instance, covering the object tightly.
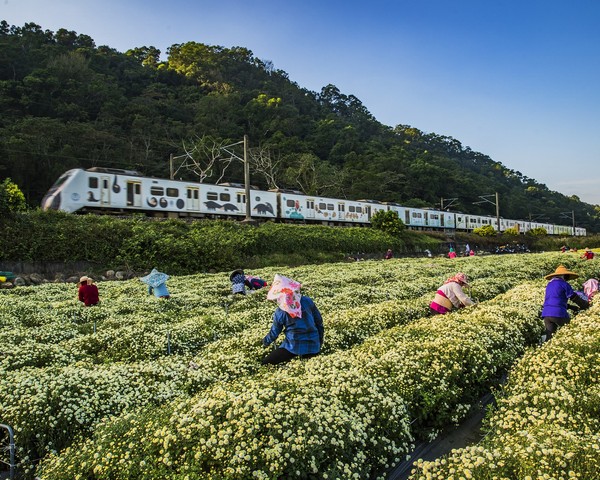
[545,265,578,281]
[79,276,88,283]
[229,269,244,281]
[140,268,169,288]
[584,247,591,252]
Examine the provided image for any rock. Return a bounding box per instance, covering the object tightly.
[29,273,45,285]
[14,276,27,286]
[115,271,125,280]
[105,270,115,279]
[0,282,14,289]
[66,276,80,283]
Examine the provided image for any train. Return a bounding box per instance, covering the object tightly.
[41,167,587,236]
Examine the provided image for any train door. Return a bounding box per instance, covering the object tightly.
[186,187,200,211]
[305,198,315,219]
[126,181,142,207]
[100,176,111,206]
[337,202,346,221]
[365,205,372,220]
[236,191,246,215]
[404,210,410,226]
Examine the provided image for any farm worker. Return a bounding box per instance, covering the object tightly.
[465,243,470,256]
[244,274,268,291]
[230,269,247,294]
[469,249,475,256]
[79,276,99,306]
[541,265,589,342]
[448,250,457,259]
[581,247,594,260]
[429,272,475,315]
[261,274,324,365]
[140,268,171,299]
[77,276,88,303]
[583,278,598,300]
[384,248,393,260]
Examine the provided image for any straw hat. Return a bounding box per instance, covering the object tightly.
[79,276,88,283]
[544,265,578,281]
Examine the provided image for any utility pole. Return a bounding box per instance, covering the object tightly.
[440,197,458,211]
[170,153,174,180]
[243,134,252,223]
[473,192,500,232]
[560,210,576,234]
[495,192,500,233]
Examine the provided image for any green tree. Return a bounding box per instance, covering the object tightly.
[0,177,26,214]
[473,224,496,237]
[371,210,405,236]
[527,227,548,236]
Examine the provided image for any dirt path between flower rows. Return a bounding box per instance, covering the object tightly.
[386,392,495,480]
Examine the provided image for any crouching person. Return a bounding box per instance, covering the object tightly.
[262,274,324,365]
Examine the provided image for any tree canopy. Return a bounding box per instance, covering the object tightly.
[1,20,598,232]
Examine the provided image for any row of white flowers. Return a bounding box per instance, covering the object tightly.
[37,275,580,479]
[1,253,596,478]
[409,296,600,480]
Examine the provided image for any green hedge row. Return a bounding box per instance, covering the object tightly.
[0,211,439,274]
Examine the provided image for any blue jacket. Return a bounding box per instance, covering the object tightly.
[149,283,170,298]
[263,296,324,355]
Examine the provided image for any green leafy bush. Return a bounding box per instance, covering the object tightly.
[370,210,406,236]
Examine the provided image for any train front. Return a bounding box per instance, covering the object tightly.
[41,169,82,212]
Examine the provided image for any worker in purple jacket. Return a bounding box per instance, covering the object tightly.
[541,265,589,342]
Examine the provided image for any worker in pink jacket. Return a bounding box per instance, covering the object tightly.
[430,272,475,314]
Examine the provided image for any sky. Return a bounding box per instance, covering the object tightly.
[3,0,600,205]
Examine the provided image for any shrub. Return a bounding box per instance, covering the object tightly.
[370,210,406,236]
[473,224,496,236]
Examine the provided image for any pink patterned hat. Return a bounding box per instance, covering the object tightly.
[267,274,302,318]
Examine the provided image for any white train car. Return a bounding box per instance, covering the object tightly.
[41,168,278,219]
[42,168,587,236]
[276,191,382,224]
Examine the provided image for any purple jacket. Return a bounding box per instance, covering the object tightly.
[541,277,575,318]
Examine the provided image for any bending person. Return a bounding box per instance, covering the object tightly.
[430,272,475,314]
[262,274,324,365]
[541,265,589,341]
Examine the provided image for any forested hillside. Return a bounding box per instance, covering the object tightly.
[1,21,599,232]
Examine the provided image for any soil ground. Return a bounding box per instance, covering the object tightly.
[386,393,494,480]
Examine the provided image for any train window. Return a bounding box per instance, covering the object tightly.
[89,177,98,188]
[349,206,355,213]
[150,186,164,196]
[220,193,231,202]
[319,202,327,210]
[166,188,179,197]
[356,206,362,213]
[327,204,334,211]
[287,199,295,208]
[103,179,109,189]
[207,192,218,200]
